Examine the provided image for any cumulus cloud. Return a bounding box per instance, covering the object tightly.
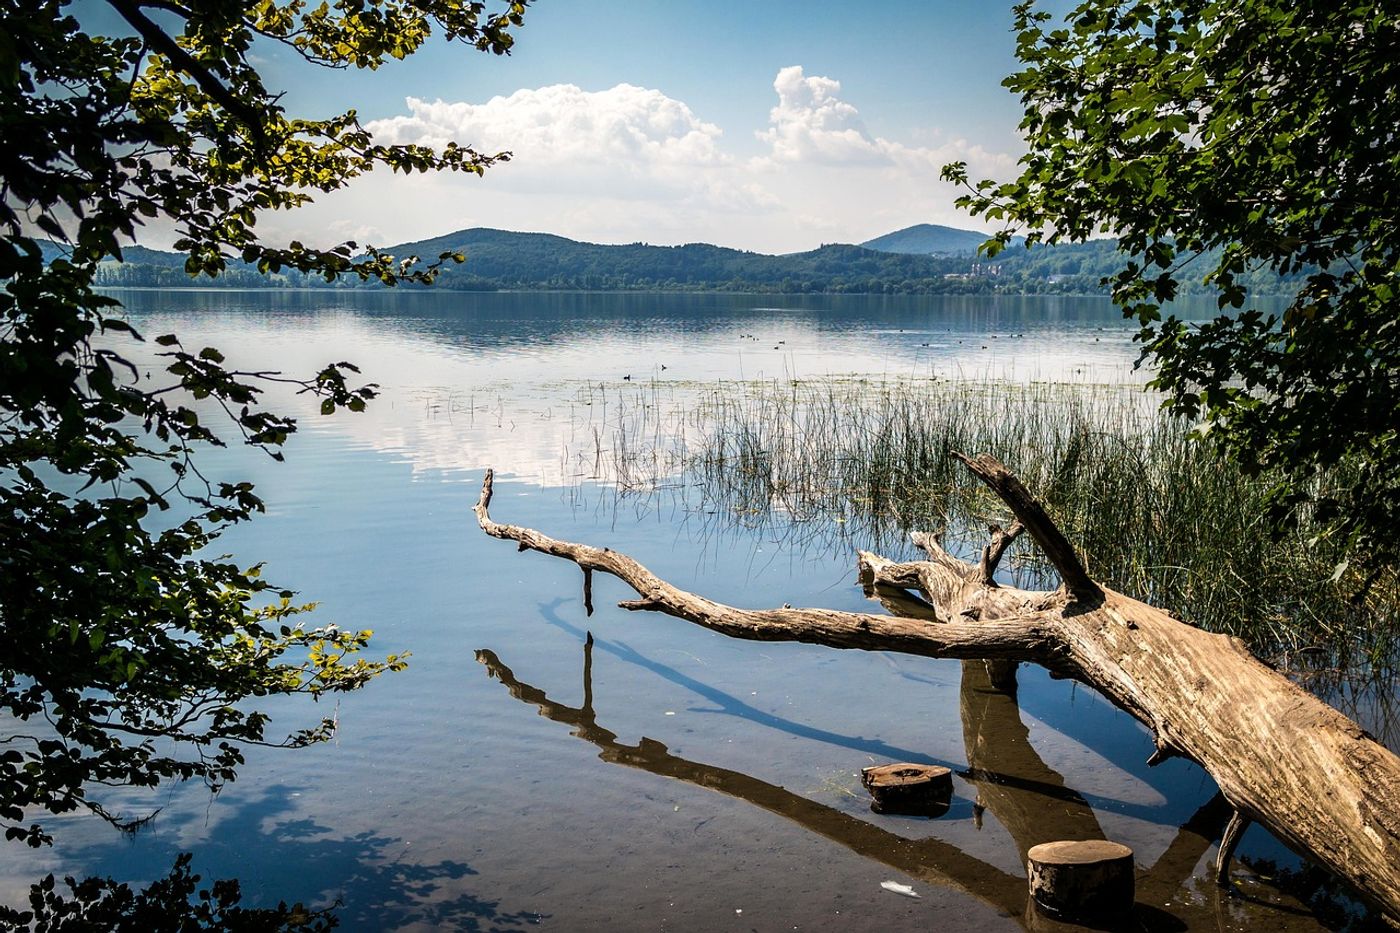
[366,84,750,203]
[369,83,726,160]
[757,65,887,165]
[754,65,1014,178]
[270,68,1017,254]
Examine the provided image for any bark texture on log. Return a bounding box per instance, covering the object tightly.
[474,460,1400,922]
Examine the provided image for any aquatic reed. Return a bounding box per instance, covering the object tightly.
[563,376,1399,680]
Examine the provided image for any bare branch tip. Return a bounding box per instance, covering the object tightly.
[476,468,495,514]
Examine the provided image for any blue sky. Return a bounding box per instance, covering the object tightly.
[267,2,1032,155]
[258,2,1070,253]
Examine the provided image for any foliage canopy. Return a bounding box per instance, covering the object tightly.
[945,0,1400,579]
[0,0,524,847]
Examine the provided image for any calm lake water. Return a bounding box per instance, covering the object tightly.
[4,290,1384,931]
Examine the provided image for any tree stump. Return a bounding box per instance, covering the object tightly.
[1027,840,1135,923]
[860,763,953,817]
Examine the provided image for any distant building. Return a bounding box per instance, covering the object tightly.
[946,263,1001,281]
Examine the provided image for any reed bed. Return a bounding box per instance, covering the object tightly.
[562,376,1400,682]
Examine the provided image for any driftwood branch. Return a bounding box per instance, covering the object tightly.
[474,461,1400,922]
[979,519,1024,585]
[954,452,1098,600]
[475,469,1056,662]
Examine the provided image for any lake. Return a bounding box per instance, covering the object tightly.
[2,289,1382,931]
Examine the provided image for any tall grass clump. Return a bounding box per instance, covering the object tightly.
[570,376,1398,681]
[698,378,1400,677]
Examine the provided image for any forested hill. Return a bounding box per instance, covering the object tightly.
[80,226,1303,296]
[378,228,985,293]
[859,223,993,255]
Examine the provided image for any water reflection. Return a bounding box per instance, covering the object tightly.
[541,605,1185,827]
[49,781,546,930]
[960,661,1110,863]
[537,600,960,773]
[478,638,1349,931]
[109,289,1163,487]
[476,642,1026,920]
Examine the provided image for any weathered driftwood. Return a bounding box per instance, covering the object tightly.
[1027,840,1135,922]
[474,457,1400,922]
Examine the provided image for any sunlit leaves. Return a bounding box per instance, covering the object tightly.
[948,0,1400,578]
[0,0,525,845]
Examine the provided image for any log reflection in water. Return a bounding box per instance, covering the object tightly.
[475,641,1026,918]
[536,601,960,772]
[477,640,1339,931]
[960,661,1107,867]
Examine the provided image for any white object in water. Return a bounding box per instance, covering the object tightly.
[880,881,920,899]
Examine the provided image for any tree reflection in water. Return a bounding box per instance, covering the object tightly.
[478,635,1367,931]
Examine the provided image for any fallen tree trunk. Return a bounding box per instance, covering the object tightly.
[474,457,1400,922]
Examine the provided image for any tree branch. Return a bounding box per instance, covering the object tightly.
[104,0,267,145]
[980,520,1025,584]
[474,469,1056,661]
[953,452,1100,601]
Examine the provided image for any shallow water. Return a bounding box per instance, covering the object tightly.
[2,290,1384,930]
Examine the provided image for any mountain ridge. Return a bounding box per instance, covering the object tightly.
[63,225,1302,297]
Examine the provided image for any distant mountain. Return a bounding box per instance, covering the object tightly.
[860,224,994,256]
[66,226,1302,297]
[38,240,186,267]
[383,227,982,293]
[389,227,594,259]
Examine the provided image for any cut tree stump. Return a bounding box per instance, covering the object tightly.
[473,456,1400,924]
[1027,840,1135,922]
[861,763,954,816]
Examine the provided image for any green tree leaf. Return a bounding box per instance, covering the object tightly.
[948,0,1400,580]
[0,0,526,850]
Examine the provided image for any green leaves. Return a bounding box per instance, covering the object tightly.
[0,0,527,850]
[948,0,1400,577]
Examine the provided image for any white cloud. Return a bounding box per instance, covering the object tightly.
[370,83,722,161]
[754,65,1014,178]
[365,84,755,206]
[757,65,887,165]
[265,68,1017,254]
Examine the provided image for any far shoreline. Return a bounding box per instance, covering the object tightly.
[95,284,1113,298]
